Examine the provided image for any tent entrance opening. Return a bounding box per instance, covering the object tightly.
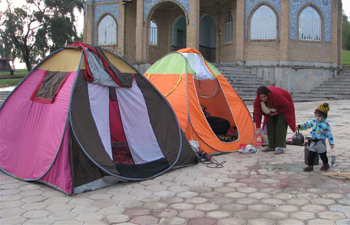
[195,79,239,142]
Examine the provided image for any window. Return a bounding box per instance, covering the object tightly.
[251,5,277,40]
[149,20,158,46]
[31,71,70,103]
[98,15,117,45]
[224,11,233,43]
[299,6,321,41]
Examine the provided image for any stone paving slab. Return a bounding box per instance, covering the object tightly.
[1,100,350,224]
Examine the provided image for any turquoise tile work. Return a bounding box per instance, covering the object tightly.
[144,0,189,21]
[290,0,332,42]
[245,0,281,40]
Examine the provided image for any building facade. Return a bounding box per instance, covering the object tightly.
[84,0,343,93]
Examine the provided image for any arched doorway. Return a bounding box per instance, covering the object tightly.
[199,15,216,62]
[172,16,187,51]
[146,2,187,63]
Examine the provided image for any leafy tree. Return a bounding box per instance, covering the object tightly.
[0,0,85,71]
[343,12,350,50]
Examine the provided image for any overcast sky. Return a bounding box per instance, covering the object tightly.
[343,1,350,18]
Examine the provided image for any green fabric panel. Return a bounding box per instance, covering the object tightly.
[207,62,222,76]
[146,53,195,75]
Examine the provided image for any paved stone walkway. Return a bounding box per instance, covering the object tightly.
[1,100,350,225]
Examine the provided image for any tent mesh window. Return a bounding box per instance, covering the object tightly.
[31,71,70,103]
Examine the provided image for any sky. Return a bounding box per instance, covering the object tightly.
[343,1,350,18]
[1,0,349,69]
[0,0,84,69]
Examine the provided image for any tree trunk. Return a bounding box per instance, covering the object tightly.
[22,47,32,71]
[25,60,32,71]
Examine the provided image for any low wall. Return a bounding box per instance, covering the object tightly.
[248,61,338,93]
[132,63,152,75]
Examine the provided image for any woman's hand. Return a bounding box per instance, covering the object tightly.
[255,128,261,136]
[269,112,278,116]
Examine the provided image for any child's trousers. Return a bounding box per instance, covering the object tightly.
[308,151,328,166]
[308,140,328,166]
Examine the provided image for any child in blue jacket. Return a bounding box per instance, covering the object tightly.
[297,103,334,172]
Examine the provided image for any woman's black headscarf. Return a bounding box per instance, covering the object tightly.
[257,86,271,96]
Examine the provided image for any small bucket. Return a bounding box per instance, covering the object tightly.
[304,139,319,165]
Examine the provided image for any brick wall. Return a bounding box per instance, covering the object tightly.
[85,0,341,67]
[147,6,185,63]
[83,3,94,44]
[245,41,280,61]
[241,0,340,65]
[289,41,333,63]
[219,1,237,63]
[124,1,137,63]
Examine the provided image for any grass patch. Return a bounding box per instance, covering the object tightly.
[0,69,27,87]
[0,78,23,87]
[342,50,350,66]
[0,69,27,77]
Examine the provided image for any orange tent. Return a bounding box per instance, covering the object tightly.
[145,48,255,153]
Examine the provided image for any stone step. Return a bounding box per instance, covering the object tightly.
[324,80,350,85]
[292,97,330,101]
[219,66,249,70]
[292,92,340,97]
[227,78,263,82]
[227,79,266,86]
[225,76,264,80]
[318,85,350,90]
[292,93,348,99]
[231,85,264,90]
[231,82,266,87]
[319,81,350,86]
[242,96,329,104]
[232,91,258,96]
[220,64,350,103]
[334,73,350,76]
[0,93,11,100]
[337,71,350,74]
[329,77,350,82]
[340,71,350,75]
[333,73,350,76]
[219,66,271,104]
[310,90,350,94]
[223,73,257,78]
[235,87,261,92]
[220,70,251,75]
[220,63,244,67]
[228,80,262,87]
[235,95,256,99]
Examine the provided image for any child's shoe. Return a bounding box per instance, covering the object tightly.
[320,164,330,171]
[303,166,313,172]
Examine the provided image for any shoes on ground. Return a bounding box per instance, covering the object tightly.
[304,166,314,172]
[320,164,330,171]
[275,147,285,154]
[261,147,275,152]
